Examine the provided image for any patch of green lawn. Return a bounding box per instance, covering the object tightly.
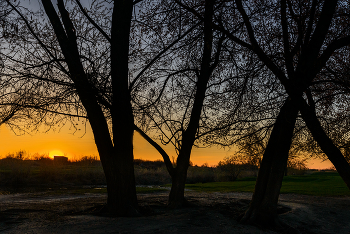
[280,172,350,196]
[185,172,350,197]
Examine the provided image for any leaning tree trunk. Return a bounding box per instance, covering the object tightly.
[241,98,298,227]
[167,68,212,207]
[297,97,350,189]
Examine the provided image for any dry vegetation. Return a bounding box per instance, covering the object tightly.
[0,151,308,191]
[0,152,105,190]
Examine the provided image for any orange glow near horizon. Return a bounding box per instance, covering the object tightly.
[0,124,334,169]
[49,150,65,158]
[0,124,99,160]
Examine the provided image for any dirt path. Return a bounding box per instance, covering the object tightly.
[0,191,349,233]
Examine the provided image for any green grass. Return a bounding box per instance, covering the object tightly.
[280,172,350,196]
[185,172,350,197]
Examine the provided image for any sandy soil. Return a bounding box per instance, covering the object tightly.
[0,190,349,234]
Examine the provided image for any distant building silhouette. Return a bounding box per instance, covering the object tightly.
[54,156,68,165]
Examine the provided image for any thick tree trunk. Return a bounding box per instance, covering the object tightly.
[232,0,350,226]
[168,169,188,208]
[102,152,139,216]
[108,0,138,216]
[241,98,298,227]
[168,150,191,208]
[98,114,137,216]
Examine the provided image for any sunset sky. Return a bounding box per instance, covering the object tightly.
[0,124,333,169]
[0,123,235,166]
[0,0,332,170]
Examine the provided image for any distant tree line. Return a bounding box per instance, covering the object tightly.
[0,151,308,189]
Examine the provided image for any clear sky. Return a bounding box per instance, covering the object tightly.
[0,123,333,169]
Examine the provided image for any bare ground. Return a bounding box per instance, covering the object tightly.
[0,190,349,234]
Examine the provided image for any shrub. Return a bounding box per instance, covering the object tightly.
[134,159,164,170]
[134,166,171,185]
[73,156,100,166]
[186,166,216,183]
[286,157,308,175]
[217,155,248,181]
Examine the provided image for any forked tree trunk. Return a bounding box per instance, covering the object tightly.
[99,110,138,216]
[86,112,138,216]
[244,86,350,227]
[41,0,138,216]
[241,98,298,227]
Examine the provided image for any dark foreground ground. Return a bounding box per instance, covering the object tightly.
[0,190,349,234]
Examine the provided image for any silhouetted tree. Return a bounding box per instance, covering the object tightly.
[212,0,350,227]
[2,0,204,215]
[2,0,140,215]
[135,0,254,207]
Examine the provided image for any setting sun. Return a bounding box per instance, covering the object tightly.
[49,150,65,158]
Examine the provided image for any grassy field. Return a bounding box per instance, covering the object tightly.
[185,172,350,197]
[72,172,349,197]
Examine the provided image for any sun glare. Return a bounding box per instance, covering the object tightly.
[49,150,65,158]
